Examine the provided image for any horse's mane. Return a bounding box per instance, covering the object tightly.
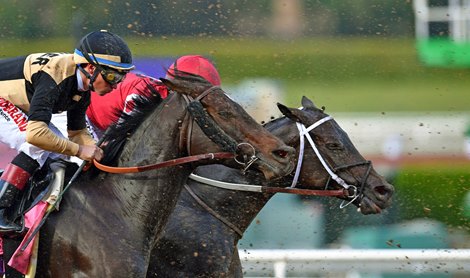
[263,116,286,130]
[99,80,164,166]
[99,71,211,166]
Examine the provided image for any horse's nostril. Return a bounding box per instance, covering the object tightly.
[274,149,289,158]
[375,185,390,196]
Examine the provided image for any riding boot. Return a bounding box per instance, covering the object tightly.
[0,152,39,233]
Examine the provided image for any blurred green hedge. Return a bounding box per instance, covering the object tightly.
[393,165,470,231]
[2,37,469,112]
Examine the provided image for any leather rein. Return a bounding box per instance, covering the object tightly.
[188,173,348,197]
[93,152,234,174]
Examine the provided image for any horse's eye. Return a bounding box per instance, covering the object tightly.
[326,142,343,150]
[218,111,233,118]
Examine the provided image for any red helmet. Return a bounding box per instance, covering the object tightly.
[166,55,221,86]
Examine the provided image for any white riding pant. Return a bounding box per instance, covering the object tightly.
[0,97,96,167]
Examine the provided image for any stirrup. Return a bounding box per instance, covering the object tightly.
[44,161,67,210]
[0,210,26,237]
[0,224,24,236]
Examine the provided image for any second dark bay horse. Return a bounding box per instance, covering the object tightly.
[148,96,395,277]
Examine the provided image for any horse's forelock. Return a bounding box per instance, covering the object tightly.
[164,69,212,92]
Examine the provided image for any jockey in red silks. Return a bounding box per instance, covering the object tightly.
[85,72,169,139]
[86,54,221,136]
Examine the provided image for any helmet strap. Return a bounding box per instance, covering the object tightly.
[78,65,99,91]
[77,34,106,91]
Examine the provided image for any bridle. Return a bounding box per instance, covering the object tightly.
[183,113,373,238]
[182,86,259,170]
[293,116,372,208]
[233,143,259,173]
[93,86,259,173]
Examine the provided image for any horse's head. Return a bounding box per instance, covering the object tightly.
[161,73,295,180]
[275,96,394,214]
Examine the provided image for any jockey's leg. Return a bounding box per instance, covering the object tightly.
[0,101,81,233]
[0,152,39,232]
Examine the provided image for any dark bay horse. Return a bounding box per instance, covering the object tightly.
[148,96,395,277]
[20,74,296,277]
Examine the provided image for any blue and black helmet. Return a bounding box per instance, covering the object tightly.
[74,30,134,72]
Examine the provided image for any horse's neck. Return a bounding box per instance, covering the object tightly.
[120,93,187,165]
[115,92,191,193]
[107,93,192,234]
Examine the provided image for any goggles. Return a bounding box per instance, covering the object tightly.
[100,67,127,85]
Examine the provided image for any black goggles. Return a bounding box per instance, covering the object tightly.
[100,67,127,85]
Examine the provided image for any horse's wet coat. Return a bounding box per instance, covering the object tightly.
[3,74,296,278]
[148,96,395,277]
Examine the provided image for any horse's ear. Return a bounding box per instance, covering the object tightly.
[159,77,174,88]
[301,96,317,109]
[160,78,176,90]
[277,103,302,123]
[160,78,187,95]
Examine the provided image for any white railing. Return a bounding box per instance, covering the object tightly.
[240,249,470,278]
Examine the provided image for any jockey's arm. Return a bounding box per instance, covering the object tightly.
[25,70,100,161]
[25,120,80,156]
[67,128,96,146]
[25,120,101,161]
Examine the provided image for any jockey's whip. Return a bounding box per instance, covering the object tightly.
[20,130,110,251]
